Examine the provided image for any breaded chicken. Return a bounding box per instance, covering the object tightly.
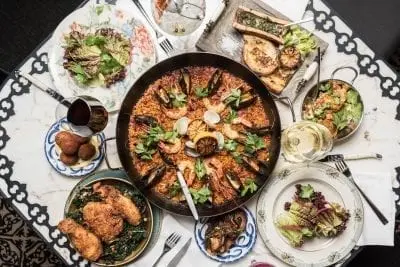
[93,183,142,226]
[58,218,103,261]
[82,202,123,243]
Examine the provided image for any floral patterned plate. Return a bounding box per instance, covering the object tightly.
[48,4,156,112]
[194,206,256,263]
[256,163,364,267]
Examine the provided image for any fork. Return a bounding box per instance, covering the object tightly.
[132,0,174,55]
[335,160,389,225]
[152,232,181,267]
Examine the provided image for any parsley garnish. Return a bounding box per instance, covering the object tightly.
[134,143,156,160]
[195,87,209,98]
[224,88,242,108]
[224,109,238,123]
[224,139,238,152]
[194,159,207,180]
[244,133,266,154]
[189,186,211,204]
[168,181,182,197]
[240,179,258,197]
[168,91,187,108]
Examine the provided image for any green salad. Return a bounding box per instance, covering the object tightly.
[284,26,317,57]
[276,184,350,247]
[63,28,131,87]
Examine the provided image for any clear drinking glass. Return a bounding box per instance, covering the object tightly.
[152,0,206,49]
[281,121,333,163]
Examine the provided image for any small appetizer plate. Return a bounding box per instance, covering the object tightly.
[194,206,256,263]
[44,118,105,177]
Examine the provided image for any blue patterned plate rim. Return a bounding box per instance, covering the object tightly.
[194,206,257,263]
[44,118,105,177]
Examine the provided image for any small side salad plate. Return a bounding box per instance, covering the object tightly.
[48,3,157,112]
[44,118,105,177]
[256,163,364,267]
[194,206,256,263]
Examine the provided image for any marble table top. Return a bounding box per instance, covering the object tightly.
[1,0,399,266]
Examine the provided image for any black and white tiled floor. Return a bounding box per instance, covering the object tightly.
[0,197,64,267]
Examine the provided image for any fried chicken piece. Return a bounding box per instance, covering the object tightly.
[93,183,142,225]
[82,202,123,243]
[58,218,103,261]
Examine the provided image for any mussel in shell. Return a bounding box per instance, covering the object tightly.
[194,132,219,157]
[178,68,191,95]
[207,69,223,96]
[244,125,272,136]
[140,165,166,187]
[134,115,158,126]
[237,89,257,109]
[159,149,175,166]
[155,87,172,108]
[241,154,268,176]
[225,171,242,191]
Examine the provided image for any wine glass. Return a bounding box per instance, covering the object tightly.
[152,0,206,49]
[281,121,333,163]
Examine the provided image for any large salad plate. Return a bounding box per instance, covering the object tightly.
[256,163,364,267]
[49,3,157,112]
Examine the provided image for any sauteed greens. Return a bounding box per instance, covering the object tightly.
[63,28,131,87]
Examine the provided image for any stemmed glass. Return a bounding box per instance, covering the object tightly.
[151,0,206,50]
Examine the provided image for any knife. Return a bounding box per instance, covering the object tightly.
[167,237,192,267]
[176,170,199,220]
[319,153,382,162]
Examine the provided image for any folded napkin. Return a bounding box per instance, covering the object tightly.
[262,0,310,21]
[353,172,396,246]
[131,213,219,267]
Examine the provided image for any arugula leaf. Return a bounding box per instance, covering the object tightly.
[168,181,182,197]
[224,88,242,108]
[240,179,258,197]
[299,184,314,199]
[84,35,106,46]
[134,143,156,160]
[189,187,211,204]
[195,87,209,98]
[168,91,187,108]
[231,151,243,164]
[245,133,266,154]
[195,159,207,180]
[333,109,348,131]
[224,139,238,152]
[224,109,238,123]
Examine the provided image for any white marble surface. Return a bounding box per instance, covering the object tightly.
[1,0,400,266]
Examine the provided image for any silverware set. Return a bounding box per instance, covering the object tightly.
[132,0,175,55]
[152,232,185,267]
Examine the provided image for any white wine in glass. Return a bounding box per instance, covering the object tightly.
[282,121,333,163]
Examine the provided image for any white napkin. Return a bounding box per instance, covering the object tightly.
[353,172,396,246]
[262,0,310,21]
[131,213,219,267]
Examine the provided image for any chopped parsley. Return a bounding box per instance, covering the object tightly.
[244,133,266,154]
[168,91,187,108]
[224,88,242,108]
[195,87,209,98]
[189,187,211,204]
[240,179,258,197]
[224,109,238,123]
[194,159,207,180]
[224,139,238,152]
[168,181,182,197]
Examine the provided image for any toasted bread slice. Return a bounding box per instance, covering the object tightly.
[233,6,290,44]
[260,68,293,94]
[243,35,278,76]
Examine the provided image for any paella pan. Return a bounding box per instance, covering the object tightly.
[110,53,281,217]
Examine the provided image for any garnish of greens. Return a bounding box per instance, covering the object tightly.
[224,88,242,108]
[283,26,316,57]
[231,151,243,164]
[168,91,187,108]
[63,28,131,87]
[244,133,266,154]
[195,159,207,180]
[189,186,211,204]
[276,184,350,247]
[168,181,182,198]
[66,184,147,264]
[224,109,238,123]
[224,139,238,152]
[195,87,209,98]
[135,125,179,160]
[240,179,258,197]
